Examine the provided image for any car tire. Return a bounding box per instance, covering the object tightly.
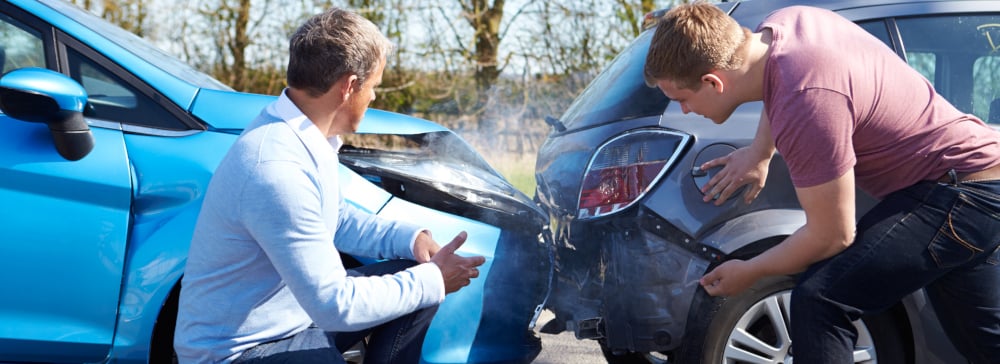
[673,275,908,364]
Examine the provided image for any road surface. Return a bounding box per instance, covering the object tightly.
[532,310,605,364]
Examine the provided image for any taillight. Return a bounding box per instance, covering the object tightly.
[578,129,690,219]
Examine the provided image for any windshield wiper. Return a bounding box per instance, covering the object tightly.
[544,115,567,133]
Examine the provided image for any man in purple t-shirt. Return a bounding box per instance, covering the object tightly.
[644,2,1000,363]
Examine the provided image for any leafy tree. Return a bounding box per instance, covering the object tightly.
[71,0,149,36]
[458,0,505,98]
[73,0,681,159]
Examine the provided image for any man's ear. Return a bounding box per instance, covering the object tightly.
[340,74,360,101]
[701,73,725,93]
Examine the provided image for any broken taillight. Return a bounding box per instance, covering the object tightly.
[577,129,690,219]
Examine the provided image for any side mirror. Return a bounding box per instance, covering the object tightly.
[0,67,93,161]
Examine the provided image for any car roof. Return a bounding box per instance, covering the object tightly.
[729,0,1000,26]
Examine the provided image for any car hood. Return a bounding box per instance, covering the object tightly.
[189,89,275,131]
[190,88,449,135]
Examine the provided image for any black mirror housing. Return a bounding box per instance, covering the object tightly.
[0,68,93,161]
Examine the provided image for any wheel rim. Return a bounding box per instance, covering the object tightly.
[641,351,669,364]
[722,290,877,364]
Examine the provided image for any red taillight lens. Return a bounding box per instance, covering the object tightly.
[579,160,667,209]
[577,129,689,219]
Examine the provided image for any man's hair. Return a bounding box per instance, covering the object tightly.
[287,8,393,97]
[643,1,750,90]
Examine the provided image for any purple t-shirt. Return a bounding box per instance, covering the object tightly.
[760,6,1000,199]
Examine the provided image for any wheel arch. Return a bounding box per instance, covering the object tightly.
[698,208,806,255]
[149,282,182,363]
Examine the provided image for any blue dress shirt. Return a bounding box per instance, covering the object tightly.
[174,90,445,363]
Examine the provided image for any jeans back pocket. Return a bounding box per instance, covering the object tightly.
[928,191,1000,269]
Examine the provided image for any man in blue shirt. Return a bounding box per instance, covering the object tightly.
[174,7,485,363]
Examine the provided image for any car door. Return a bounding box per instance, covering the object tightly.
[0,6,131,362]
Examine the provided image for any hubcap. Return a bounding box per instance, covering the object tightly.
[722,290,877,364]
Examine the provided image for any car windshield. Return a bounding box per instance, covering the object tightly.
[42,0,231,91]
[559,29,669,130]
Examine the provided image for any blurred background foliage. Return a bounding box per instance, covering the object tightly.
[70,0,685,193]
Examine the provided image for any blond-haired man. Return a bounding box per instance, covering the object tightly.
[645,2,1000,362]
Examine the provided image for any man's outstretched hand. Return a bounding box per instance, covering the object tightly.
[430,231,486,294]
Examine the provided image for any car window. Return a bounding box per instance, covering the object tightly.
[856,19,893,49]
[906,51,937,86]
[0,13,44,74]
[896,14,1000,123]
[558,29,669,130]
[974,54,1000,123]
[65,46,186,130]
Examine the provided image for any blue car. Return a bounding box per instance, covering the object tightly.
[0,0,547,363]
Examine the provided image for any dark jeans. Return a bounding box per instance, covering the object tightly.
[233,260,439,364]
[790,179,1000,364]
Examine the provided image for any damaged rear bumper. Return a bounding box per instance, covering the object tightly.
[543,208,717,353]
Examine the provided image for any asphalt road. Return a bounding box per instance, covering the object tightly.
[531,310,605,364]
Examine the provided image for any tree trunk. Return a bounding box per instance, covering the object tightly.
[459,0,504,98]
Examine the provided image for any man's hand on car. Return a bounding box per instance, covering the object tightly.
[430,231,486,294]
[700,145,771,205]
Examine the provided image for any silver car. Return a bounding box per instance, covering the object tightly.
[534,0,1000,362]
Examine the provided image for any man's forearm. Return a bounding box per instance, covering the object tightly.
[750,221,855,277]
[749,110,776,159]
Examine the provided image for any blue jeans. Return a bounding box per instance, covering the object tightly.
[233,260,439,364]
[791,179,1000,364]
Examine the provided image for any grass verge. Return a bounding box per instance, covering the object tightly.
[484,152,537,197]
